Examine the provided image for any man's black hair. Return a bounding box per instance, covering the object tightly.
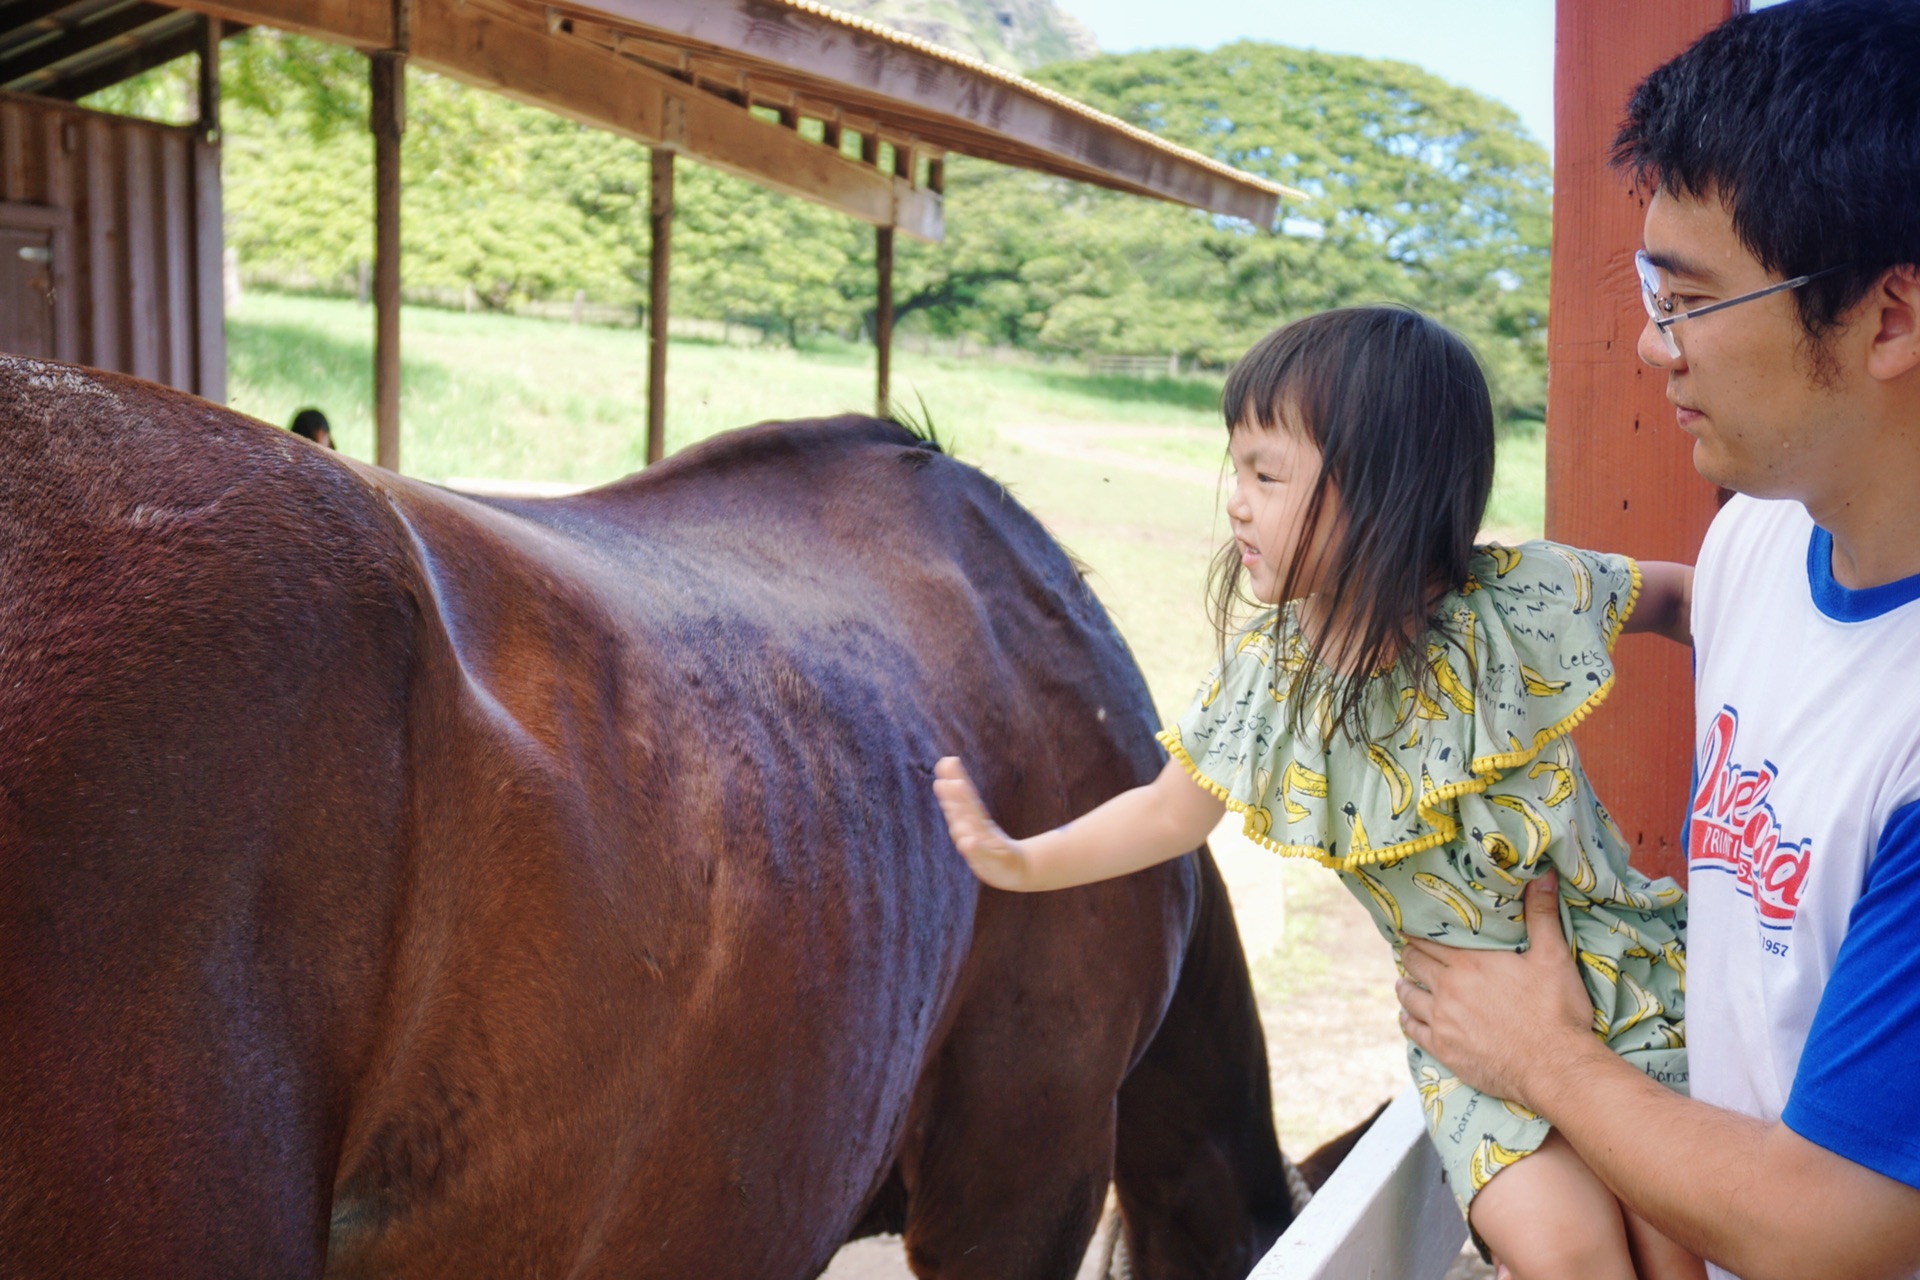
[1613,0,1920,340]
[289,407,331,444]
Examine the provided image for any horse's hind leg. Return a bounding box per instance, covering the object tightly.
[891,1036,1115,1280]
[890,882,1160,1280]
[1112,849,1295,1278]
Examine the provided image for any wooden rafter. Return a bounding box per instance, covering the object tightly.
[166,0,1289,237]
[170,0,947,240]
[1,3,195,92]
[544,0,1294,223]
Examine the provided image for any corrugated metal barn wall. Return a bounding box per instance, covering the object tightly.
[0,88,223,401]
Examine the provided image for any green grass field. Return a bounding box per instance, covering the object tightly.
[228,291,1546,722]
[229,292,1230,479]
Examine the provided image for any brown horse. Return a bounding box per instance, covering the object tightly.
[0,357,1295,1279]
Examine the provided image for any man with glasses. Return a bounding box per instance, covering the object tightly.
[1395,2,1920,1277]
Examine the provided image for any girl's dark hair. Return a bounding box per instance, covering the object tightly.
[1210,306,1496,742]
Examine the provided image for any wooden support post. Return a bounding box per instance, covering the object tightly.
[369,0,409,472]
[1548,0,1734,883]
[194,14,226,402]
[647,147,673,465]
[197,16,221,142]
[875,224,893,419]
[371,45,405,472]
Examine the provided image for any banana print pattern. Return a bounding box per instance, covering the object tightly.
[1472,826,1524,878]
[1469,1136,1531,1192]
[1519,663,1571,697]
[1367,743,1414,817]
[1414,871,1484,932]
[1348,865,1402,933]
[1487,794,1552,870]
[1428,643,1478,715]
[1416,1061,1466,1125]
[1549,544,1594,612]
[1527,737,1577,807]
[1280,760,1329,823]
[1164,541,1687,1214]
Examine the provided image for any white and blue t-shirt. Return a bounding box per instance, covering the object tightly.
[1688,495,1920,1280]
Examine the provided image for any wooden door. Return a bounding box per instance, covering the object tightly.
[1,222,55,357]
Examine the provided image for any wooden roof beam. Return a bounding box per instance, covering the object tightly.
[172,0,945,240]
[33,15,246,100]
[565,0,1283,225]
[172,0,387,49]
[0,0,132,59]
[0,2,186,89]
[166,0,1285,221]
[433,0,943,239]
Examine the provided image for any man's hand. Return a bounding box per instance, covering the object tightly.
[1395,873,1605,1109]
[1399,876,1920,1279]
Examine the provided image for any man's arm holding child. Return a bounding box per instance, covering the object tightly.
[933,757,1224,892]
[1397,877,1920,1280]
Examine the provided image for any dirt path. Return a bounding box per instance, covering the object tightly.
[996,422,1229,489]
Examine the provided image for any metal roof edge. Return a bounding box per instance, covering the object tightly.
[695,0,1305,207]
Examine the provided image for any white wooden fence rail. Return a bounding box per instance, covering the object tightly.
[1250,1088,1465,1280]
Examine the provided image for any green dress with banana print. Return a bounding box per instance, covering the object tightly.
[1159,541,1688,1214]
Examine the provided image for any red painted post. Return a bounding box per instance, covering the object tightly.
[1548,0,1739,884]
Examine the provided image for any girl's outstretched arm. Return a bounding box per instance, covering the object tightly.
[1625,560,1694,646]
[932,756,1226,892]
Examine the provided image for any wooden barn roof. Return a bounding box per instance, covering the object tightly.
[152,0,1296,240]
[0,1,245,101]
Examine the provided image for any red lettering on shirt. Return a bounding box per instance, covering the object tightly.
[1688,706,1811,927]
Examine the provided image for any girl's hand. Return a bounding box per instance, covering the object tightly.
[932,756,1032,891]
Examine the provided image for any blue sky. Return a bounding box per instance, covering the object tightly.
[1060,0,1556,150]
[1059,1,1795,153]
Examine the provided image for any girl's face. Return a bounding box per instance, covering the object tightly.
[1225,417,1340,605]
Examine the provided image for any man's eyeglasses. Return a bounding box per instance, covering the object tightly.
[1635,250,1846,359]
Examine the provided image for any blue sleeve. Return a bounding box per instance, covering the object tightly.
[1782,799,1920,1188]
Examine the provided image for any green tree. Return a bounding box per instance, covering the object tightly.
[894,43,1552,417]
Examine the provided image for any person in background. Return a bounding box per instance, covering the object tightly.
[290,408,334,450]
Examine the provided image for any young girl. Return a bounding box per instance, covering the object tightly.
[933,307,1702,1280]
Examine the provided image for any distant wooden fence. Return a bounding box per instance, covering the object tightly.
[1086,353,1182,378]
[1251,1089,1465,1280]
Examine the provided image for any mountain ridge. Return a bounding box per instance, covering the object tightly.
[820,0,1098,71]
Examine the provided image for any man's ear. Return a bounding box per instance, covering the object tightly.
[1864,266,1920,382]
